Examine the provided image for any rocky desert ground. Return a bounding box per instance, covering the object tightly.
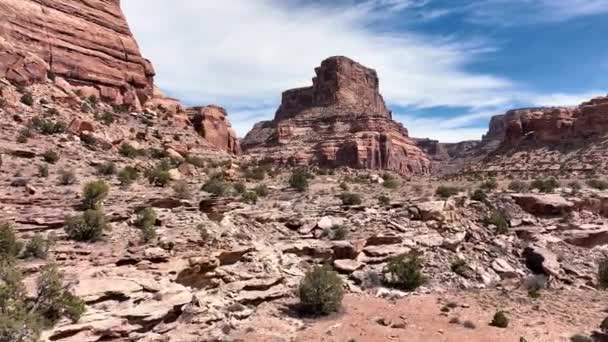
[2,1,608,342]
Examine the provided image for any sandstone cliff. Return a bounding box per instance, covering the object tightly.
[242,56,431,175]
[0,0,240,154]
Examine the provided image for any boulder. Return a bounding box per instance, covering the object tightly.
[512,194,574,216]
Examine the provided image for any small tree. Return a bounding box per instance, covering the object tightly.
[82,180,109,210]
[383,254,426,291]
[289,169,310,192]
[118,166,139,186]
[35,264,86,325]
[64,210,108,242]
[0,223,22,260]
[298,265,344,316]
[490,310,509,328]
[135,208,157,243]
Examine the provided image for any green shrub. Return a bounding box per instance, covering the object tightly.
[598,258,608,289]
[298,265,344,316]
[383,254,426,291]
[254,184,269,197]
[383,174,400,189]
[0,223,22,260]
[450,259,471,278]
[119,143,141,158]
[42,150,59,164]
[233,182,247,194]
[508,180,528,192]
[35,264,86,325]
[58,169,77,186]
[135,208,157,243]
[118,166,139,186]
[436,185,461,199]
[339,182,349,191]
[480,178,498,191]
[31,117,66,135]
[485,210,509,234]
[21,235,51,259]
[339,192,362,205]
[531,177,560,193]
[47,70,56,81]
[378,195,390,206]
[568,181,582,193]
[328,225,349,241]
[82,180,109,210]
[147,148,169,160]
[490,310,509,328]
[20,93,34,106]
[244,166,266,180]
[470,189,487,201]
[64,209,108,242]
[17,129,31,143]
[202,178,229,196]
[241,191,258,204]
[587,179,608,191]
[185,155,206,168]
[96,161,116,176]
[38,164,49,178]
[172,181,192,199]
[145,166,171,187]
[289,169,311,192]
[95,111,114,126]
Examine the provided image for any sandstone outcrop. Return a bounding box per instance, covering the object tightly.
[0,0,154,108]
[242,56,431,175]
[189,105,241,155]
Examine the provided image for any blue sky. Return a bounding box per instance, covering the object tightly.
[123,0,608,142]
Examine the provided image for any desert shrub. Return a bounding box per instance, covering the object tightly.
[135,208,157,243]
[81,134,97,146]
[490,311,509,328]
[17,128,31,143]
[587,179,608,191]
[31,117,66,135]
[47,70,56,81]
[241,191,258,204]
[42,150,59,164]
[96,111,114,126]
[21,235,52,259]
[0,223,22,260]
[463,321,477,329]
[378,195,390,206]
[361,270,383,289]
[568,181,582,193]
[254,184,269,197]
[20,93,34,106]
[485,210,509,234]
[202,177,229,196]
[35,264,86,325]
[96,161,116,176]
[38,164,49,178]
[148,148,169,160]
[119,143,141,158]
[570,335,593,342]
[450,259,469,277]
[600,317,608,333]
[87,95,98,107]
[185,155,206,168]
[327,225,349,241]
[383,174,400,189]
[480,178,498,191]
[598,258,608,289]
[339,182,349,191]
[145,164,171,187]
[289,169,311,192]
[383,254,426,291]
[531,177,560,193]
[470,189,487,202]
[58,169,77,186]
[233,182,247,194]
[172,181,191,199]
[436,185,461,199]
[298,265,344,316]
[339,192,362,206]
[82,180,109,210]
[244,166,266,180]
[64,209,108,242]
[118,166,139,186]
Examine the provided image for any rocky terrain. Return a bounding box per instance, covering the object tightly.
[2,1,608,342]
[242,56,431,176]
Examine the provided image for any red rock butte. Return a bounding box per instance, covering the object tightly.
[243,56,431,175]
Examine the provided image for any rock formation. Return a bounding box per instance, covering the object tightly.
[189,106,241,155]
[0,0,241,154]
[0,0,154,108]
[242,56,431,175]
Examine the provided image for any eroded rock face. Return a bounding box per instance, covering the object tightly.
[242,56,431,175]
[189,105,241,155]
[483,96,608,147]
[0,0,155,108]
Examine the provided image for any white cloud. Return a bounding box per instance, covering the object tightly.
[530,91,607,107]
[123,0,514,135]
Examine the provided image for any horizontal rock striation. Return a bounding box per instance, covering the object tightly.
[242,56,431,175]
[0,0,154,108]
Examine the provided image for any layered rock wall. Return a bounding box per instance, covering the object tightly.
[0,0,154,108]
[189,106,241,155]
[243,56,430,175]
